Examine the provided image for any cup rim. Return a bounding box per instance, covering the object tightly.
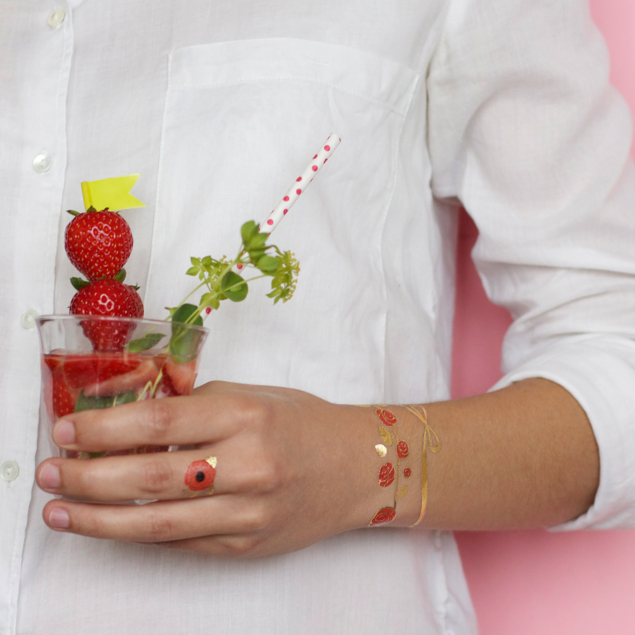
[35,314,209,334]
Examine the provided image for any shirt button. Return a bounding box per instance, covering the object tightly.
[21,308,40,330]
[33,152,52,173]
[47,9,65,28]
[1,461,19,482]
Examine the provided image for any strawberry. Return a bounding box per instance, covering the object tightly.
[70,279,143,318]
[52,370,78,419]
[70,279,144,351]
[42,357,79,420]
[62,354,143,390]
[65,208,133,280]
[162,357,198,395]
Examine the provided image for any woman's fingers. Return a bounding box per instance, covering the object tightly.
[41,494,270,545]
[51,389,271,453]
[36,444,278,503]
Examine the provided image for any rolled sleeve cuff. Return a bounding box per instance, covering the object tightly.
[490,335,635,531]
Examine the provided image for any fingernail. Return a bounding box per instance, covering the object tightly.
[39,463,61,490]
[53,419,75,446]
[48,508,70,529]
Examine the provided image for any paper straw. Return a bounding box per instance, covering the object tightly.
[235,133,341,273]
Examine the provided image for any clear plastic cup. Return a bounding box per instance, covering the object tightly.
[36,315,208,459]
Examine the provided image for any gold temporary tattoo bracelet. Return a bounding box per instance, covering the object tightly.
[369,407,414,526]
[403,405,440,527]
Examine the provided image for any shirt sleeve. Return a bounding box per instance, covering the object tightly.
[427,0,635,530]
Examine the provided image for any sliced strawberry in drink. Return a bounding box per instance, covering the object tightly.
[42,356,79,421]
[83,357,164,397]
[53,373,77,419]
[63,354,142,390]
[44,354,62,373]
[163,357,198,396]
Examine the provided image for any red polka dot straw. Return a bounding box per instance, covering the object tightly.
[230,133,341,276]
[260,133,341,235]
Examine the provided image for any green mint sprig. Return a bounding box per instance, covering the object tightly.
[167,220,300,326]
[125,221,299,361]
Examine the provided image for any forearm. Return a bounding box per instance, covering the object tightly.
[414,378,599,530]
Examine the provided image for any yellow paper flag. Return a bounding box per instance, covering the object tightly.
[81,174,145,211]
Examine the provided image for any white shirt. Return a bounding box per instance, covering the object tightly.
[2,0,635,633]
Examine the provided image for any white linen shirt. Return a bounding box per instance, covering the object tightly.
[2,0,635,633]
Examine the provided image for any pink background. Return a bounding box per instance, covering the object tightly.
[451,1,635,632]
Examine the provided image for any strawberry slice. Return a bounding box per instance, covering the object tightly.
[44,354,62,373]
[163,357,198,396]
[83,358,163,397]
[62,354,142,390]
[53,372,78,419]
[42,356,79,421]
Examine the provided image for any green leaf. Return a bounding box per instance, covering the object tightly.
[86,206,97,213]
[125,332,166,353]
[114,268,126,283]
[221,271,248,302]
[169,304,204,363]
[113,392,138,406]
[241,220,258,245]
[247,247,266,262]
[66,209,80,217]
[256,255,280,274]
[171,303,203,326]
[186,266,199,276]
[71,277,90,291]
[74,390,137,413]
[248,232,268,249]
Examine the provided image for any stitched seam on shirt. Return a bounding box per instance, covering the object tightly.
[146,52,175,308]
[435,531,451,633]
[170,76,412,117]
[378,73,421,398]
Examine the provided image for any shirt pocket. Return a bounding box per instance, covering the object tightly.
[146,38,419,400]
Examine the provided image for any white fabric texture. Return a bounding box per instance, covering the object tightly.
[0,0,633,633]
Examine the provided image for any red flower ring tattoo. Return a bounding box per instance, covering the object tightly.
[375,408,397,427]
[397,440,409,459]
[369,507,396,526]
[378,462,395,488]
[184,457,217,493]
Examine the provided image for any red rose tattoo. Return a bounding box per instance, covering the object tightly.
[369,507,396,526]
[378,462,395,488]
[404,468,412,478]
[375,408,397,427]
[397,441,409,459]
[184,458,216,492]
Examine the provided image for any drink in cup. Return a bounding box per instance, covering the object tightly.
[37,315,208,459]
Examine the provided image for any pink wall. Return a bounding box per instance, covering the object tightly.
[451,2,635,632]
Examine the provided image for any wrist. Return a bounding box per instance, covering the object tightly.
[347,404,435,529]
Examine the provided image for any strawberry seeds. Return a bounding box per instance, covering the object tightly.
[65,207,143,351]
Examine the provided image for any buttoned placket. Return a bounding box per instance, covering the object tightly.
[1,3,73,634]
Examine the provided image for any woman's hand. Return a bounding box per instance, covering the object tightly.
[36,382,423,558]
